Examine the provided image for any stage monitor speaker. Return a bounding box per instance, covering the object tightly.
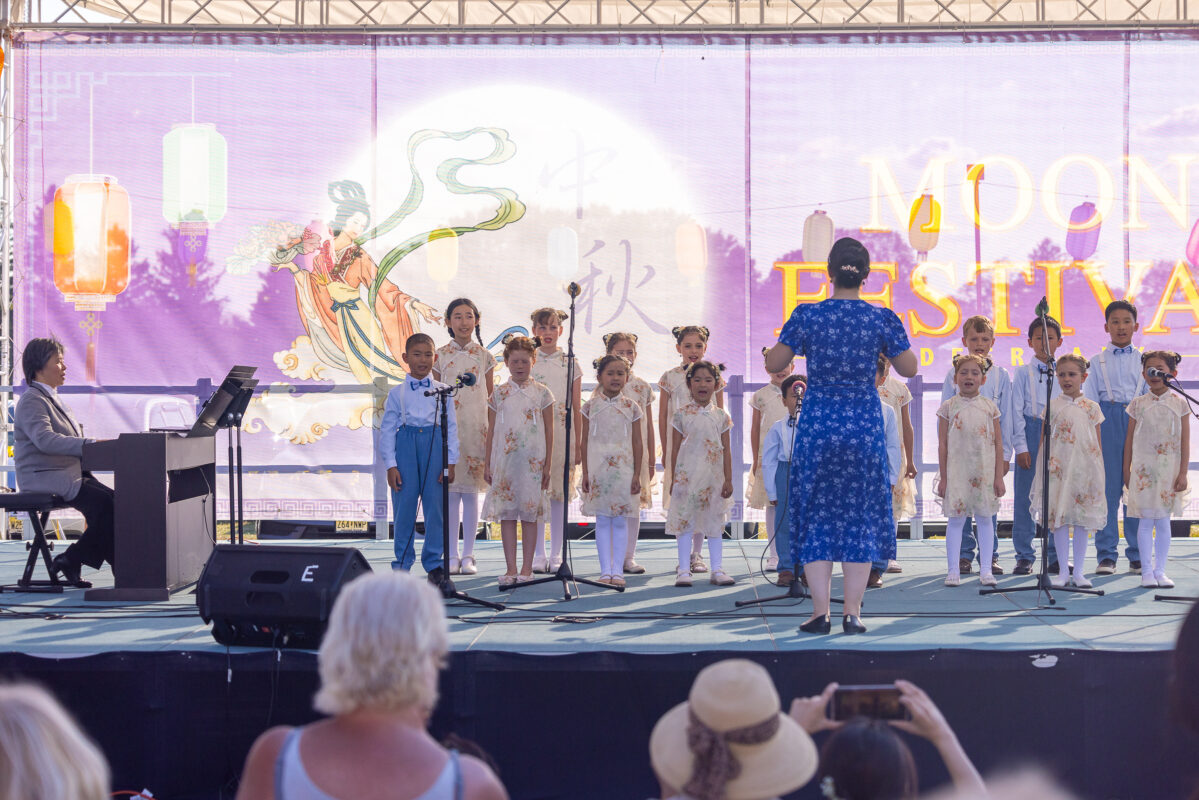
[197,544,372,649]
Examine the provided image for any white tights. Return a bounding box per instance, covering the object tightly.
[1136,516,1172,578]
[945,516,994,576]
[677,532,723,573]
[447,492,479,560]
[534,500,566,564]
[595,516,629,576]
[1052,525,1091,581]
[625,514,641,562]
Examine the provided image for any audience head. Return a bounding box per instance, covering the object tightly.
[817,718,918,800]
[650,659,817,800]
[22,338,64,386]
[0,683,109,800]
[314,572,449,718]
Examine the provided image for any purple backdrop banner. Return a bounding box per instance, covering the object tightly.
[14,32,1199,520]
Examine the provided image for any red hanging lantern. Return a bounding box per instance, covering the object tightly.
[52,174,132,380]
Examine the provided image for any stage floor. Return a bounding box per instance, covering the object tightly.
[2,536,1195,656]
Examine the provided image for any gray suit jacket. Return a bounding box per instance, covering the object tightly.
[14,384,94,501]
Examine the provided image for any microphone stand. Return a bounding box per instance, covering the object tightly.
[503,281,622,600]
[1149,372,1199,603]
[736,391,845,610]
[427,377,504,611]
[981,299,1102,607]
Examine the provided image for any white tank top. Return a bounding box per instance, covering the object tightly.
[274,728,463,800]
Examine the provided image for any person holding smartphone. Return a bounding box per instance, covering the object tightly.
[789,681,985,799]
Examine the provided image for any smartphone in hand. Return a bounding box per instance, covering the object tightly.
[830,684,911,721]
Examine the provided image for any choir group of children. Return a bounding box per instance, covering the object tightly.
[933,302,1189,590]
[382,296,1189,594]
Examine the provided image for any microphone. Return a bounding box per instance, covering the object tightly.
[567,282,581,298]
[458,372,477,388]
[1147,367,1171,380]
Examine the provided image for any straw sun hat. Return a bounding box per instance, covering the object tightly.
[650,659,818,800]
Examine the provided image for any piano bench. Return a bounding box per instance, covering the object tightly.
[0,492,71,594]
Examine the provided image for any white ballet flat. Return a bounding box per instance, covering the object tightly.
[458,555,478,575]
[765,555,779,572]
[1050,575,1069,588]
[979,573,997,587]
[1155,572,1175,589]
[944,574,960,587]
[448,557,460,575]
[1069,575,1093,588]
[1141,575,1159,588]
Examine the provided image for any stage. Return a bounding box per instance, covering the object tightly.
[1,537,1196,799]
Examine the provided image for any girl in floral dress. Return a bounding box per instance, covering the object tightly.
[666,361,735,588]
[1030,354,1107,588]
[529,308,582,573]
[935,354,1006,587]
[1124,351,1190,589]
[748,346,794,572]
[433,298,495,575]
[580,355,643,587]
[482,336,554,586]
[595,332,655,574]
[659,326,725,574]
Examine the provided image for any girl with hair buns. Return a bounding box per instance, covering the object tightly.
[482,335,554,585]
[660,325,725,574]
[1124,350,1190,589]
[434,298,496,575]
[1029,354,1107,588]
[528,307,582,573]
[667,360,736,587]
[595,332,656,574]
[748,346,794,572]
[935,353,1006,587]
[764,237,917,635]
[580,354,643,587]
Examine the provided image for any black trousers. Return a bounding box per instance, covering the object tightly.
[64,474,115,569]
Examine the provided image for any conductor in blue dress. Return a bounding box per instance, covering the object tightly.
[765,238,917,635]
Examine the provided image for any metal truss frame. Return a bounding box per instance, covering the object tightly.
[6,0,1197,29]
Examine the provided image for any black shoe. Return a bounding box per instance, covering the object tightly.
[866,569,883,589]
[1095,559,1117,575]
[959,558,974,575]
[991,560,1005,575]
[1014,559,1034,575]
[426,567,446,587]
[1129,560,1142,574]
[50,553,90,588]
[799,615,831,634]
[842,615,867,634]
[1048,562,1074,575]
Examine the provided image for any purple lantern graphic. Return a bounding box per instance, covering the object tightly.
[1065,201,1101,262]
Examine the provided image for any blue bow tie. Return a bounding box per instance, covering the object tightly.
[409,378,431,390]
[1111,345,1134,354]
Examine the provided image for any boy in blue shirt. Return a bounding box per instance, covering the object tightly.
[1083,300,1148,574]
[380,333,459,582]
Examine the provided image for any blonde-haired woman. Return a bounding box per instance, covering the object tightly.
[236,572,507,800]
[0,683,109,800]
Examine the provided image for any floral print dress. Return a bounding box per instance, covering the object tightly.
[658,365,724,511]
[877,376,917,521]
[665,402,733,538]
[435,340,496,493]
[590,373,655,509]
[1030,395,1107,531]
[747,384,787,510]
[481,379,554,523]
[531,348,581,503]
[936,394,1002,518]
[777,299,911,564]
[580,393,643,518]
[1124,391,1189,517]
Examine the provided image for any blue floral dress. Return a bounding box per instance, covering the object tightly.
[778,300,911,563]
